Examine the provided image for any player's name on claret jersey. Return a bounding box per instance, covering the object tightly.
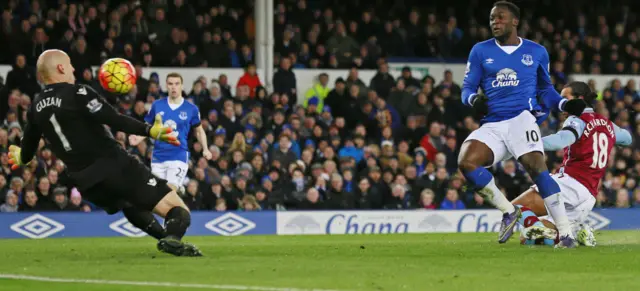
[35,96,62,112]
[583,118,614,138]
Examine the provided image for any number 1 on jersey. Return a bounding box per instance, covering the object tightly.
[590,132,608,169]
[50,113,72,151]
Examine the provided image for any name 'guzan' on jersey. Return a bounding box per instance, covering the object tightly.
[462,38,564,123]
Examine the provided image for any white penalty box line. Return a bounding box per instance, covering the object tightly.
[0,273,346,291]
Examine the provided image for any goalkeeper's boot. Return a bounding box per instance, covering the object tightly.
[555,235,578,249]
[157,236,203,257]
[181,242,204,257]
[157,236,185,256]
[498,207,522,244]
[522,225,557,241]
[577,224,596,247]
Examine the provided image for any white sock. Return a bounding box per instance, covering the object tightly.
[543,194,572,237]
[477,178,516,214]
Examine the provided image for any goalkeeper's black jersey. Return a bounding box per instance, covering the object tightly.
[22,83,149,172]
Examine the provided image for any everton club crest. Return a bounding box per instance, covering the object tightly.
[179,111,188,120]
[521,54,533,66]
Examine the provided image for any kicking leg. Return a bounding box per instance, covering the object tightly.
[459,140,519,243]
[153,191,202,257]
[519,152,576,248]
[122,206,167,240]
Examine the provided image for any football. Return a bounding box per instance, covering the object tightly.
[98,58,137,94]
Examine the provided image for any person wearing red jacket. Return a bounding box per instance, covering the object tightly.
[236,63,262,98]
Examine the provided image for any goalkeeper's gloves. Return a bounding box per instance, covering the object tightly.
[148,114,180,146]
[8,145,27,170]
[563,99,588,116]
[470,93,489,115]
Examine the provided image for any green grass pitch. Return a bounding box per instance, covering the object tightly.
[1,231,639,291]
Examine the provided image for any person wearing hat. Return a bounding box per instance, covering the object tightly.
[244,125,258,146]
[370,62,395,99]
[212,126,227,151]
[399,66,420,88]
[303,73,331,113]
[338,136,364,163]
[324,77,347,115]
[318,105,333,127]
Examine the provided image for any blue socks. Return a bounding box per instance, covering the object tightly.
[533,171,561,198]
[463,167,493,189]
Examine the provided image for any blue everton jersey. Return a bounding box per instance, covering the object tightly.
[462,38,565,124]
[145,98,201,163]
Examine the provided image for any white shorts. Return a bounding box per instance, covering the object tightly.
[535,173,596,236]
[151,161,189,187]
[463,111,544,165]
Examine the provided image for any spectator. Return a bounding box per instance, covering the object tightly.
[302,73,330,113]
[440,189,466,210]
[273,57,297,103]
[184,179,204,210]
[419,189,437,210]
[370,62,396,99]
[236,63,261,98]
[0,191,18,212]
[327,21,359,66]
[298,188,324,210]
[385,183,413,209]
[18,188,39,212]
[240,194,261,211]
[5,55,39,98]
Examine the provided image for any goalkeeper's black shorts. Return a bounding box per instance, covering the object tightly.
[69,150,172,214]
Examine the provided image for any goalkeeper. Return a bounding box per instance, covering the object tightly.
[9,49,201,257]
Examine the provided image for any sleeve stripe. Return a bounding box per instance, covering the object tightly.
[562,126,579,141]
[466,93,477,106]
[558,99,567,111]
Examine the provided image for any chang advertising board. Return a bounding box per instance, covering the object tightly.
[277,210,515,235]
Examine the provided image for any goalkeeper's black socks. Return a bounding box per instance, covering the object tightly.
[164,206,191,240]
[123,207,167,240]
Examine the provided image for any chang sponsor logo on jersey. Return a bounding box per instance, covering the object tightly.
[492,68,520,88]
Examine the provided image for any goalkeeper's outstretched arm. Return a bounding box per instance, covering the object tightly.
[19,109,42,165]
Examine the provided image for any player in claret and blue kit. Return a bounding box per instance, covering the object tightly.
[458,1,587,247]
[512,81,632,247]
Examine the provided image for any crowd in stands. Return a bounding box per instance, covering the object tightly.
[0,0,639,213]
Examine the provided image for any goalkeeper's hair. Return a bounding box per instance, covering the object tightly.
[494,1,520,20]
[565,81,597,108]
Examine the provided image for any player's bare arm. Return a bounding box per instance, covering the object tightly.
[195,125,211,160]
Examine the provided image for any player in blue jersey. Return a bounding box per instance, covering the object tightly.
[130,73,211,194]
[458,1,587,248]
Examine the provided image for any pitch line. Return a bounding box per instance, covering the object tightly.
[0,273,346,291]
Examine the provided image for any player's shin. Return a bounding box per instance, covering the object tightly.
[122,207,167,240]
[463,167,515,214]
[164,206,191,240]
[534,172,572,238]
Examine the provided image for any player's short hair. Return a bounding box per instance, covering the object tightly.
[166,72,183,84]
[494,1,520,20]
[565,81,597,107]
